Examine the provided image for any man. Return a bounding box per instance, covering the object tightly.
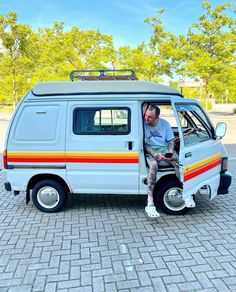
[144,105,194,218]
[144,105,174,218]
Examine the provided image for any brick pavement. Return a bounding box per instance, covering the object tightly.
[0,162,235,292]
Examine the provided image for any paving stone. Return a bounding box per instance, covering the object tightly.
[162,274,185,285]
[137,271,152,286]
[212,278,232,292]
[8,285,33,292]
[117,279,140,290]
[92,276,105,292]
[57,279,81,289]
[195,272,214,288]
[180,266,197,282]
[105,283,117,292]
[33,276,46,291]
[177,281,202,291]
[44,282,57,292]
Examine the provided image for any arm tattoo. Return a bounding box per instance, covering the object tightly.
[167,140,174,152]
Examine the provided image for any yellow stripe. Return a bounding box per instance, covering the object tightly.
[8,151,65,157]
[184,153,221,173]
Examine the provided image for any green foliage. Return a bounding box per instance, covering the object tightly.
[117,43,161,81]
[0,12,36,105]
[175,2,236,101]
[0,14,117,105]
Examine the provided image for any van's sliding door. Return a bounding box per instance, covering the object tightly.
[66,100,140,194]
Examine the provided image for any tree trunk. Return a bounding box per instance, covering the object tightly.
[12,79,18,109]
[204,76,209,111]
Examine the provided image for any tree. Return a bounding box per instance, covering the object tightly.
[117,10,180,82]
[177,1,236,101]
[117,43,159,81]
[0,12,37,105]
[144,10,181,79]
[32,23,116,83]
[0,14,117,104]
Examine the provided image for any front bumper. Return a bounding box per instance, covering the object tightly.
[217,172,232,195]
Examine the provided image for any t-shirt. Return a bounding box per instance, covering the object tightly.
[144,118,174,149]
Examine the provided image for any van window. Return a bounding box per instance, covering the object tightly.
[176,104,212,145]
[73,107,130,135]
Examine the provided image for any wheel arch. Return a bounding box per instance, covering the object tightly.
[153,174,189,215]
[153,174,181,199]
[27,174,71,193]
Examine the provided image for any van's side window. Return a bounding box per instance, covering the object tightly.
[73,107,131,135]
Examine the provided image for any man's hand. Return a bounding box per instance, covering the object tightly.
[146,147,176,162]
[153,153,169,161]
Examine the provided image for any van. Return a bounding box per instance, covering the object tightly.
[2,70,232,215]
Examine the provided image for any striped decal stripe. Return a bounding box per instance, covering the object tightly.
[184,154,221,182]
[7,151,65,163]
[7,151,139,164]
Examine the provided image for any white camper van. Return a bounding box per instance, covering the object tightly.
[3,70,231,215]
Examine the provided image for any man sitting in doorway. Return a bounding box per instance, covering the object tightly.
[144,105,195,218]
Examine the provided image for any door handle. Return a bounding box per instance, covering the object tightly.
[128,141,133,150]
[185,152,192,158]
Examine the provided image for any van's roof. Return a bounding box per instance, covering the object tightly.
[32,80,183,98]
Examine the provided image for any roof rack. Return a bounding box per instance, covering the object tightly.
[70,69,138,81]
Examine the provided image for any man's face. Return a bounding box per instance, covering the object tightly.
[145,109,158,127]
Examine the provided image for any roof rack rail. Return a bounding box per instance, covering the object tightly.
[70,69,138,81]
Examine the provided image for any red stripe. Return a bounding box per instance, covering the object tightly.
[8,157,65,163]
[184,159,221,182]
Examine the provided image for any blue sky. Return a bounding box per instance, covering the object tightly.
[0,0,231,47]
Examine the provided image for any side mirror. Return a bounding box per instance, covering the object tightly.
[215,122,227,138]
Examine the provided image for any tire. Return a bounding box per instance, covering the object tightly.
[154,179,191,215]
[32,179,68,213]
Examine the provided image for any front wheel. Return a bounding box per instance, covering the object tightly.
[32,179,68,213]
[154,179,191,215]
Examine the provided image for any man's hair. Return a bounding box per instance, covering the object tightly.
[148,105,160,117]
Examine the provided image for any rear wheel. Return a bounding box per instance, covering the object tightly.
[154,179,191,215]
[32,179,67,213]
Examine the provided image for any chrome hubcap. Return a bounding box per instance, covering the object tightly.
[37,186,60,209]
[163,187,185,211]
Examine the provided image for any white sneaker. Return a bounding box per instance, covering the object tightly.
[184,196,196,208]
[145,205,160,218]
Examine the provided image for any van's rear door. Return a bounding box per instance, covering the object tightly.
[172,100,222,199]
[66,100,140,194]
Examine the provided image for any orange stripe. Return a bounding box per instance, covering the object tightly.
[185,157,221,177]
[184,154,221,171]
[184,159,221,182]
[66,157,139,163]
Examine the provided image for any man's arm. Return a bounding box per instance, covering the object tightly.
[167,139,174,153]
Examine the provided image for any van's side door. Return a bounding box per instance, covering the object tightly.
[66,100,139,194]
[172,101,222,199]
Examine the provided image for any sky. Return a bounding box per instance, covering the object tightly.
[0,0,231,48]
